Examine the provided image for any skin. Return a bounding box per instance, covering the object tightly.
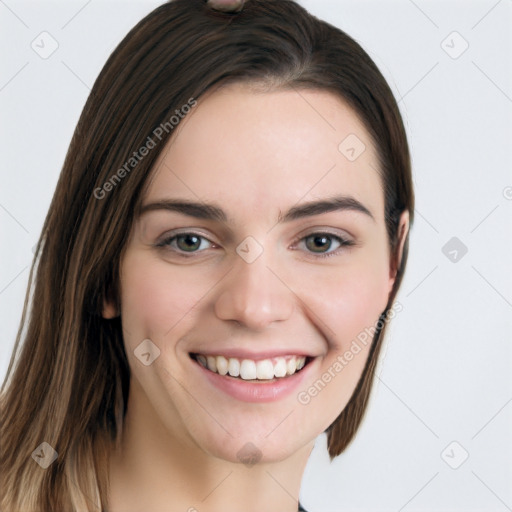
[105,83,409,512]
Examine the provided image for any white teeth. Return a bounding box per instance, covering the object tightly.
[216,355,229,375]
[286,359,297,375]
[240,360,257,380]
[228,358,240,377]
[206,356,217,372]
[273,357,287,377]
[195,354,309,380]
[256,360,274,380]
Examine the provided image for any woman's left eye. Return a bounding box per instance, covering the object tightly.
[158,233,213,253]
[297,233,354,257]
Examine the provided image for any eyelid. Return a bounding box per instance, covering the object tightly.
[155,229,219,255]
[289,227,355,247]
[289,229,356,258]
[156,228,216,245]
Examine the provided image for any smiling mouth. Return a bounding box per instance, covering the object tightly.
[190,353,313,381]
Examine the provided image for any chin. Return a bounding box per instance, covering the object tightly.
[190,419,311,465]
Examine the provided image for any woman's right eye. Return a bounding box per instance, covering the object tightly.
[157,233,215,254]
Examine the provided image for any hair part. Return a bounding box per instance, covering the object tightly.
[0,1,414,510]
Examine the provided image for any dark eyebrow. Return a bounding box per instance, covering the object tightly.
[139,195,374,223]
[139,200,227,222]
[279,195,375,223]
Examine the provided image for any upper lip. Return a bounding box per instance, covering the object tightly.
[189,349,315,360]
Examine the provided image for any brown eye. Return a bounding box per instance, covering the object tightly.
[304,234,336,253]
[158,232,213,254]
[298,232,354,257]
[176,234,202,252]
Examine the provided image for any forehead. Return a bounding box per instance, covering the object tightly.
[145,84,384,224]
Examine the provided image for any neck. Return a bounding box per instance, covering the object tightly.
[107,380,313,512]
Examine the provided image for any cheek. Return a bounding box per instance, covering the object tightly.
[296,256,390,351]
[294,258,390,429]
[118,252,217,347]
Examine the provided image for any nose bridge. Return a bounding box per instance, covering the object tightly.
[214,252,293,329]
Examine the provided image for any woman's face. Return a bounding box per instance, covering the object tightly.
[106,84,408,463]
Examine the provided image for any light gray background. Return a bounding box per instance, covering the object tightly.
[1,1,511,511]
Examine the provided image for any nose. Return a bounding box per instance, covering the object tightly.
[214,255,294,330]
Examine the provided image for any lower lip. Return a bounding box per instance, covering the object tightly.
[192,357,315,403]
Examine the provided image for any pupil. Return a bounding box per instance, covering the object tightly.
[307,235,331,252]
[177,234,200,251]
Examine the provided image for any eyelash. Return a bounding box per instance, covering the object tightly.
[291,232,355,259]
[156,231,355,259]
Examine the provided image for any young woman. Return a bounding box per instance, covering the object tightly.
[0,1,414,510]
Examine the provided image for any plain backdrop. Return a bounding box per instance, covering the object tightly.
[1,1,511,511]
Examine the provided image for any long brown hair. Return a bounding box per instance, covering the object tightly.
[0,1,414,510]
